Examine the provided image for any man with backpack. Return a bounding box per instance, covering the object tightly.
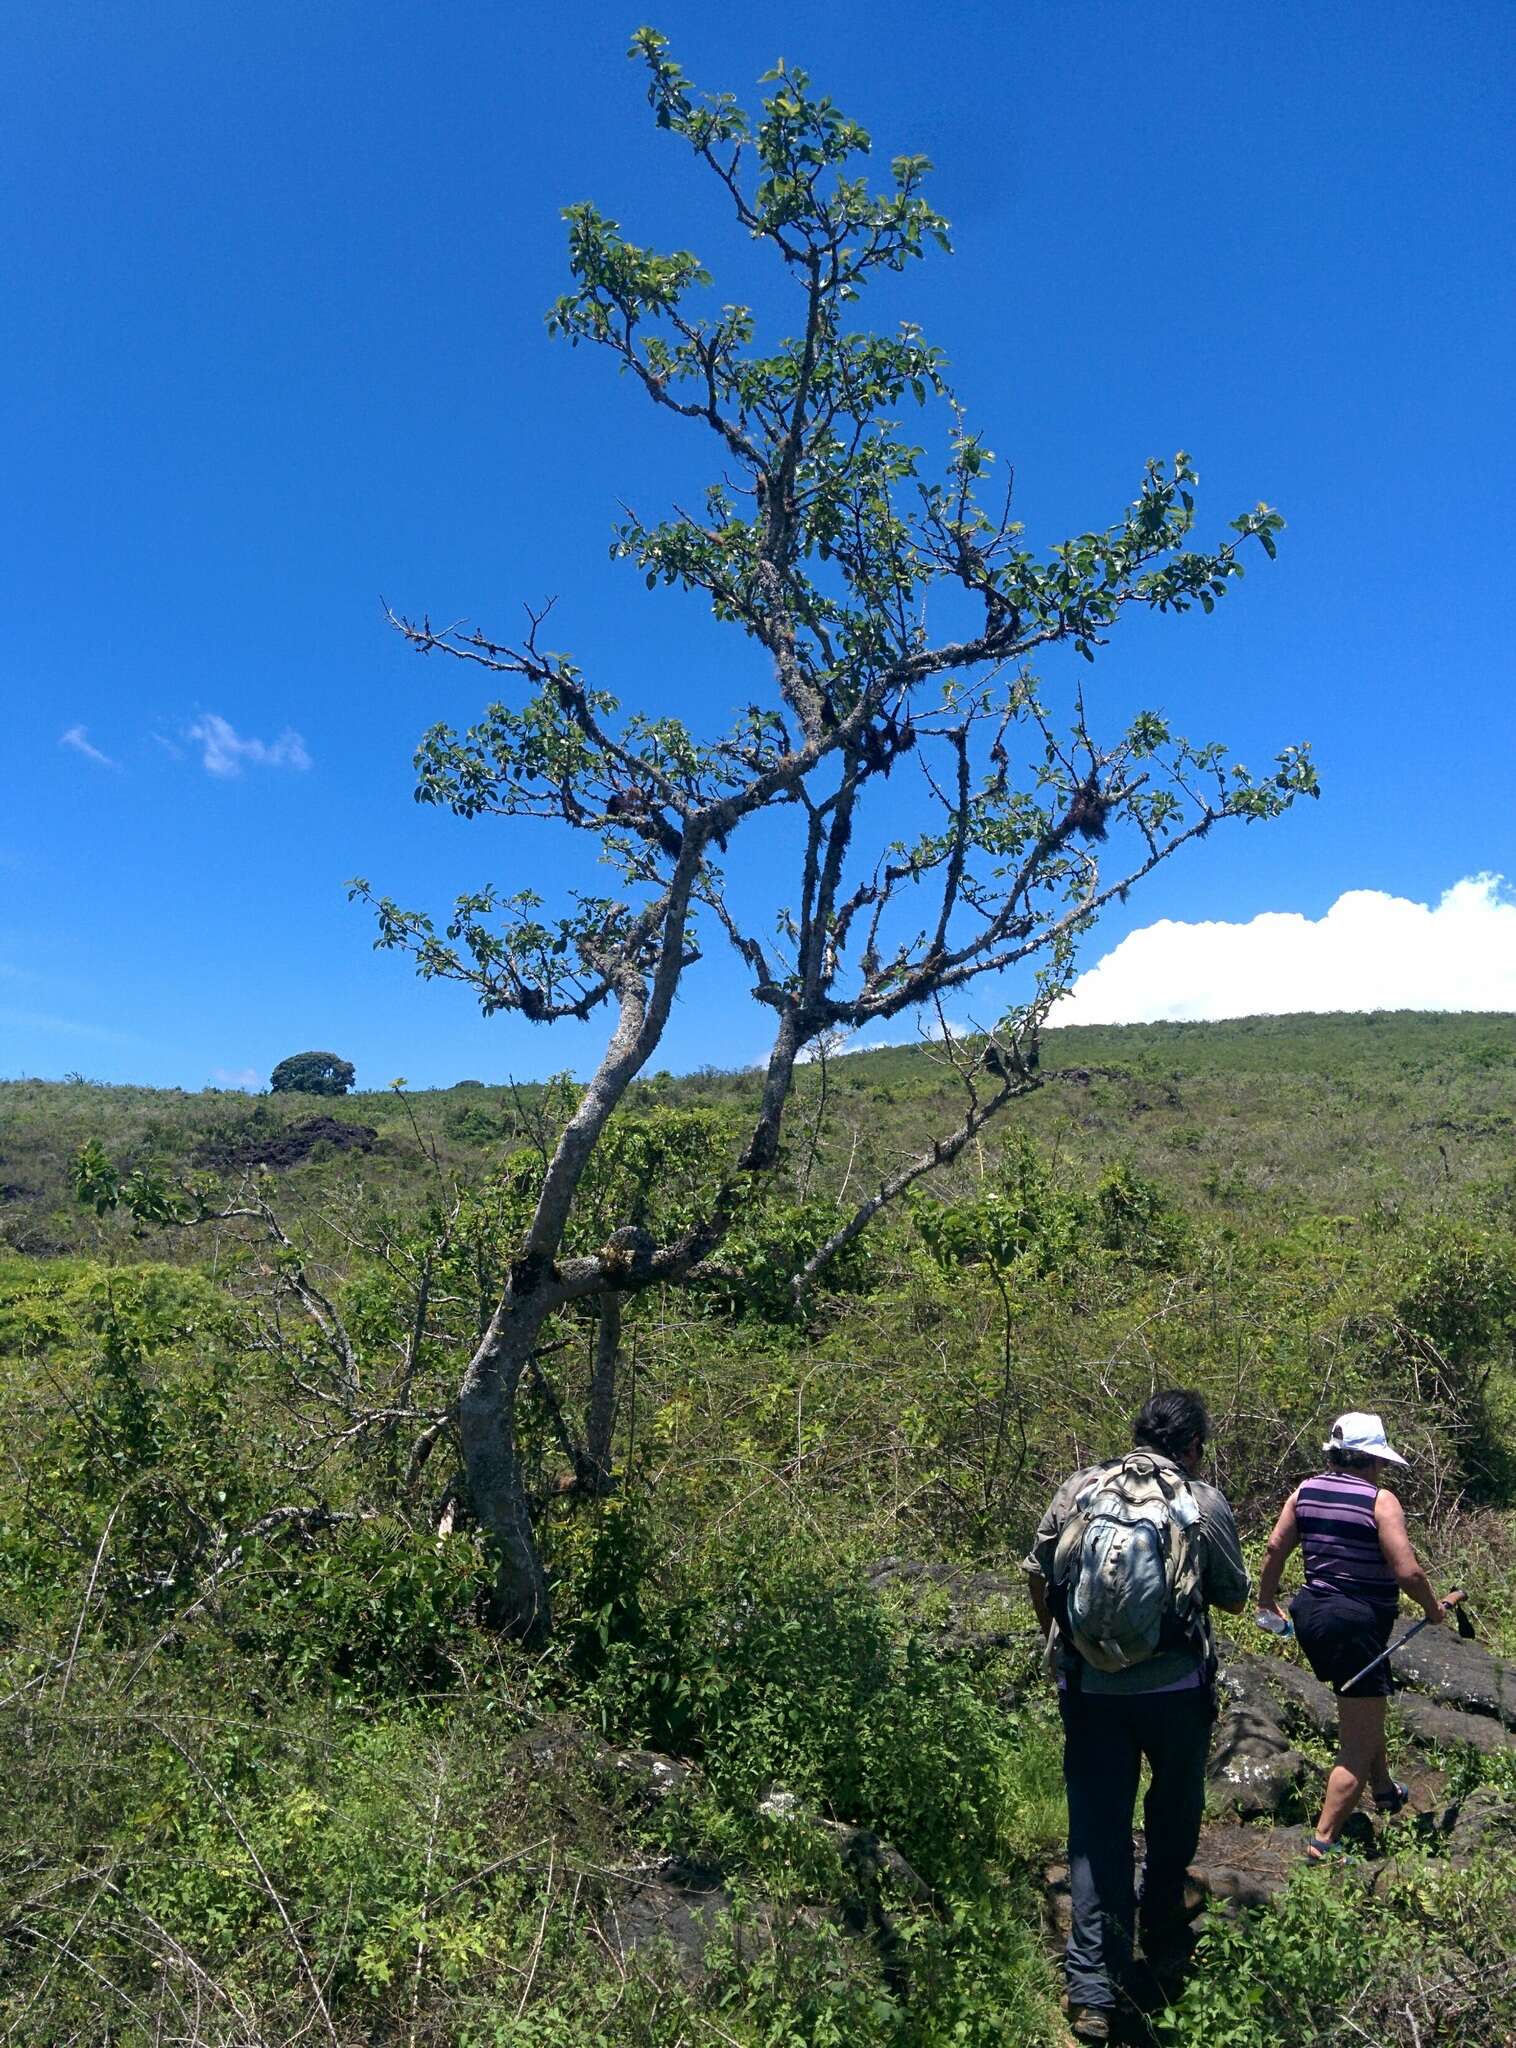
[1024,1390,1249,2042]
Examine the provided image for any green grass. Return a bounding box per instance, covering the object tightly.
[3,1012,1515,2043]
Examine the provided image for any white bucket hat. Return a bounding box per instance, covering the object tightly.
[1323,1411,1408,1467]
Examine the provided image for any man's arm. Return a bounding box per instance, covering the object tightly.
[1198,1489,1250,1615]
[1027,1569,1053,1637]
[1022,1472,1085,1652]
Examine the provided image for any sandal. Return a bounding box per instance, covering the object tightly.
[1372,1780,1410,1815]
[1304,1836,1347,1862]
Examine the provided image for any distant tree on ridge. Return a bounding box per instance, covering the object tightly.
[270,1050,356,1096]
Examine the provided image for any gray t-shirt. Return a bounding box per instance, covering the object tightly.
[1022,1454,1250,1696]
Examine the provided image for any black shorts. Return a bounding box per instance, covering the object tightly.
[1291,1586,1397,1697]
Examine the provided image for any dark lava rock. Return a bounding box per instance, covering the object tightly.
[1216,1652,1292,1725]
[1207,1705,1308,1820]
[1390,1624,1515,1726]
[1042,1822,1316,1941]
[757,1790,931,1904]
[1229,1637,1516,1747]
[592,1745,698,1807]
[1208,1658,1309,1819]
[196,1115,377,1173]
[599,1865,732,1979]
[1187,1823,1316,1911]
[1254,1653,1338,1741]
[599,1865,845,1984]
[1392,1690,1515,1757]
[864,1557,1020,1602]
[1436,1785,1516,1862]
[509,1727,702,1807]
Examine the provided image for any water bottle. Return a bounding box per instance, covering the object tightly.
[1255,1609,1293,1639]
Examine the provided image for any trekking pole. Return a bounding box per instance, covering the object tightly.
[1340,1589,1471,1695]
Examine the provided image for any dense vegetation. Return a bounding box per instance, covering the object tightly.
[3,1011,1515,2043]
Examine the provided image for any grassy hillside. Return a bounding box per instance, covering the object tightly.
[6,1010,1515,1257]
[3,1013,1515,2044]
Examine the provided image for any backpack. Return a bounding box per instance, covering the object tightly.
[1049,1452,1205,1673]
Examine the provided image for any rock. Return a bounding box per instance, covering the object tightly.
[1254,1654,1338,1741]
[593,1745,697,1806]
[864,1558,1021,1603]
[1436,1786,1516,1862]
[1206,1659,1312,1819]
[508,1726,702,1809]
[1391,1691,1515,1758]
[511,1721,594,1774]
[1040,1859,1071,1944]
[1389,1626,1515,1726]
[828,1823,932,1905]
[1207,1705,1308,1820]
[195,1114,377,1173]
[1227,1640,1516,1759]
[1187,1822,1316,1910]
[1219,1646,1336,1743]
[1042,1822,1315,1941]
[1216,1652,1291,1725]
[599,1865,733,1981]
[758,1787,932,1903]
[758,1788,804,1822]
[600,1866,862,1986]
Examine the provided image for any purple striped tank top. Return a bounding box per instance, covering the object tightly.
[1296,1471,1398,1614]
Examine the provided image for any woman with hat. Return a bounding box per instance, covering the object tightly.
[1256,1411,1453,1860]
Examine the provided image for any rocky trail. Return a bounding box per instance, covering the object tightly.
[1043,1633,1516,1936]
[500,1573,1515,2038]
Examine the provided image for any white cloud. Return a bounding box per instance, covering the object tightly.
[1055,874,1516,1024]
[211,1065,262,1089]
[793,1011,976,1064]
[60,724,121,770]
[188,713,311,778]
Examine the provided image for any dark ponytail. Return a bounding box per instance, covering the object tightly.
[1134,1388,1210,1461]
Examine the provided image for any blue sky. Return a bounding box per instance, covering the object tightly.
[6,1,1514,1088]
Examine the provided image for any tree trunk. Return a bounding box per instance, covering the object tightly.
[456,1308,551,1642]
[580,1293,620,1496]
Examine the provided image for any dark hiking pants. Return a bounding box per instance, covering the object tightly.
[1059,1686,1212,2011]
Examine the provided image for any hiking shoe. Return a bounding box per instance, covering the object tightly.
[1069,2008,1113,2043]
[1372,1779,1410,1815]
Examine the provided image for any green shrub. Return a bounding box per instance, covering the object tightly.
[232,1519,491,1699]
[568,1516,1008,1893]
[1162,1854,1516,2046]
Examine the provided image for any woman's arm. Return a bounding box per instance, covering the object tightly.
[1255,1490,1300,1616]
[1373,1490,1445,1624]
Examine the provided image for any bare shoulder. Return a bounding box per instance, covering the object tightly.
[1373,1487,1405,1518]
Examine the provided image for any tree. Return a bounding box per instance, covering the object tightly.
[353,33,1316,1640]
[270,1051,357,1096]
